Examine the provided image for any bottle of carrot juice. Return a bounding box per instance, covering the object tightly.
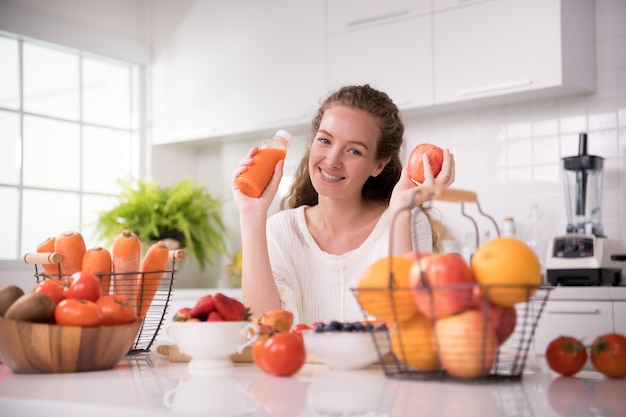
[236,130,293,198]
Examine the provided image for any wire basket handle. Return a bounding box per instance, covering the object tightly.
[391,185,499,255]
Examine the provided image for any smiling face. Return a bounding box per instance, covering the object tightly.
[308,105,389,200]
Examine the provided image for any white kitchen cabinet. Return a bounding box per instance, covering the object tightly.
[327,0,431,34]
[533,300,614,353]
[150,1,326,145]
[614,301,626,335]
[433,0,595,107]
[433,0,494,13]
[327,0,433,109]
[328,14,433,109]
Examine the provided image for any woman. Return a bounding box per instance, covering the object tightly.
[233,85,455,324]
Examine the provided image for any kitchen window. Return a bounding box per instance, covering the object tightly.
[0,31,142,261]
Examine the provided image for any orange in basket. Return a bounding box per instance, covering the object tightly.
[356,256,418,322]
[470,237,541,307]
[390,314,439,371]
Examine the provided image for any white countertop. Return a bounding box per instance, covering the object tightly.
[0,352,623,417]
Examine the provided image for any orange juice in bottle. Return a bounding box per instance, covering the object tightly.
[236,130,293,197]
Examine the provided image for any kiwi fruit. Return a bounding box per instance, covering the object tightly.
[0,285,26,317]
[4,292,56,323]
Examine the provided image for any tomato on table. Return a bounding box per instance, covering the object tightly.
[33,279,66,305]
[64,271,102,302]
[96,294,137,325]
[545,336,588,377]
[252,332,306,377]
[55,298,103,327]
[591,333,626,379]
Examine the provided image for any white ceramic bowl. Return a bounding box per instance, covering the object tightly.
[302,329,390,370]
[166,321,257,376]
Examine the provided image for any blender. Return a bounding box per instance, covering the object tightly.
[545,133,623,286]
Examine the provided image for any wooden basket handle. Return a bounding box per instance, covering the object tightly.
[414,186,478,204]
[25,250,185,265]
[23,252,61,265]
[169,249,186,261]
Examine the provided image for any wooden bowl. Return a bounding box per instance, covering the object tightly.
[0,317,142,373]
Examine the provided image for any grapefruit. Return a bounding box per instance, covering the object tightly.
[470,237,541,307]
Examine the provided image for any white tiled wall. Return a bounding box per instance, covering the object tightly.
[401,0,626,263]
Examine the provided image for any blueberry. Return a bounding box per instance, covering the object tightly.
[314,323,326,332]
[343,322,355,332]
[327,320,342,331]
[375,323,388,332]
[364,323,375,332]
[353,322,365,332]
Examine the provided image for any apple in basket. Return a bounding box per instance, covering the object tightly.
[473,288,517,346]
[435,309,498,379]
[409,252,475,319]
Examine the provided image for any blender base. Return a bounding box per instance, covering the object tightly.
[546,267,621,286]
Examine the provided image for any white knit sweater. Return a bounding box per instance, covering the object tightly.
[266,205,434,324]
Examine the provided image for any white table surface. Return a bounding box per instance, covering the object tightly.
[0,350,622,417]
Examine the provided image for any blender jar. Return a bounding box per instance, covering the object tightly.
[562,133,605,236]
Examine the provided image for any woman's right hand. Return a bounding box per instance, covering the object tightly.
[232,146,284,215]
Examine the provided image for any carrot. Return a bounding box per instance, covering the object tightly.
[137,241,170,319]
[82,246,113,296]
[111,230,142,310]
[37,236,59,278]
[54,231,86,277]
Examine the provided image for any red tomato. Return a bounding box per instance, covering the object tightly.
[591,333,626,379]
[55,298,103,327]
[64,271,101,302]
[252,332,306,377]
[96,294,137,325]
[545,336,588,376]
[33,279,66,305]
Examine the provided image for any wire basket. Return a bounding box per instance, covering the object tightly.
[351,186,552,382]
[23,249,184,354]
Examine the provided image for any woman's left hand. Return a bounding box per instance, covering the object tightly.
[423,149,455,187]
[390,149,456,210]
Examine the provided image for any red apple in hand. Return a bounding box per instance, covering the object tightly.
[408,143,444,183]
[410,253,475,319]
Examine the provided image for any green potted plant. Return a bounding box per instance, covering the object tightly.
[95,176,227,271]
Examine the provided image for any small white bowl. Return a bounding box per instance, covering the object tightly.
[166,321,257,376]
[302,329,389,370]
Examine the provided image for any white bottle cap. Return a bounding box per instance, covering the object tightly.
[275,129,293,145]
